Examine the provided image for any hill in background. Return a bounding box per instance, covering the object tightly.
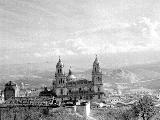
[0,61,160,90]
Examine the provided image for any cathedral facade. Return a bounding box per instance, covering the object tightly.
[53,56,104,102]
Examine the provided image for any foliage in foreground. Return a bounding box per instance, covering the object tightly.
[132,95,156,120]
[92,95,157,120]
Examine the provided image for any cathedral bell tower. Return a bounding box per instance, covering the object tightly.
[92,55,102,84]
[55,57,67,97]
[92,55,103,100]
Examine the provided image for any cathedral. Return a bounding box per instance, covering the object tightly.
[52,56,104,102]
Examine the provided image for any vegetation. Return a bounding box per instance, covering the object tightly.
[91,95,157,120]
[132,95,156,120]
[46,108,85,120]
[1,106,86,120]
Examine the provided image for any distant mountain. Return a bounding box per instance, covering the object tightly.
[125,62,160,89]
[79,62,160,89]
[0,63,54,89]
[126,62,160,81]
[103,69,140,84]
[1,61,160,90]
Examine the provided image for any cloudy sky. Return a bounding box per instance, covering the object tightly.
[1,0,160,66]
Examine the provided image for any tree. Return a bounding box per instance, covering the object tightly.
[132,95,156,120]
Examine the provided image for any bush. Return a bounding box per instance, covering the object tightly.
[132,95,156,120]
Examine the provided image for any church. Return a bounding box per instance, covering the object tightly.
[52,56,104,102]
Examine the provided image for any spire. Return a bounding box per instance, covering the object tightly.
[94,54,99,64]
[59,56,61,62]
[95,54,98,61]
[56,56,64,68]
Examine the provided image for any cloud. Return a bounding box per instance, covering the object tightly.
[141,17,160,40]
[64,17,160,55]
[33,49,76,58]
[1,0,160,64]
[70,22,130,37]
[34,53,42,58]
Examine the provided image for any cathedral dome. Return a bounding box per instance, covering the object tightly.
[68,74,76,79]
[67,67,76,80]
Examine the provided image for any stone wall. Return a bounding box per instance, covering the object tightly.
[0,102,90,120]
[76,102,90,117]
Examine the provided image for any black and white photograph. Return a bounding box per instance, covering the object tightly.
[0,0,160,120]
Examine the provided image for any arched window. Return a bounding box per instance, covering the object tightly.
[98,95,101,99]
[79,88,81,92]
[90,96,92,99]
[98,87,100,92]
[80,96,82,99]
[89,88,92,91]
[61,89,63,95]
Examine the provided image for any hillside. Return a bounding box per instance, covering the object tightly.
[1,62,160,89]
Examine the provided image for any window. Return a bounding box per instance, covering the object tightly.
[79,88,81,92]
[61,89,63,95]
[90,96,92,99]
[80,96,82,99]
[98,87,100,92]
[98,95,101,99]
[98,77,101,81]
[86,96,88,100]
[89,88,92,91]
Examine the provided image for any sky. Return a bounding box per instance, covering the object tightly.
[1,0,160,66]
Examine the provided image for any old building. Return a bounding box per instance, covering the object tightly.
[4,81,19,100]
[53,56,104,102]
[39,86,56,97]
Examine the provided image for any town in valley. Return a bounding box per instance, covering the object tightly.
[1,0,160,120]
